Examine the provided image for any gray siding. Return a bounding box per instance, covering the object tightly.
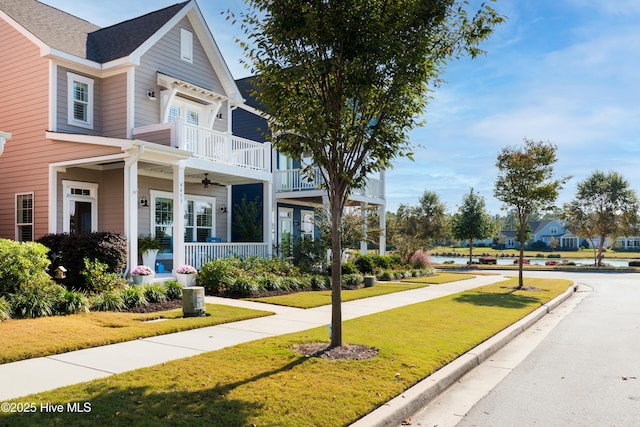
[135,17,227,130]
[56,66,103,135]
[102,73,128,138]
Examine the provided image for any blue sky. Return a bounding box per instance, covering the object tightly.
[43,0,640,215]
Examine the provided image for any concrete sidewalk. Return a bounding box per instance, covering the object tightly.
[0,274,505,401]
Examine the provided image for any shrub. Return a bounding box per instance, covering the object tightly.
[11,276,65,318]
[91,290,125,312]
[164,281,184,300]
[342,273,364,288]
[409,250,431,269]
[121,286,148,308]
[377,270,394,281]
[258,275,282,291]
[353,255,376,274]
[144,283,168,303]
[37,232,127,291]
[58,290,90,315]
[310,275,328,290]
[0,239,51,296]
[281,276,302,291]
[199,258,243,294]
[0,296,12,321]
[228,276,260,296]
[82,258,128,293]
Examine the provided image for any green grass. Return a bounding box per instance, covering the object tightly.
[244,282,429,308]
[0,277,571,427]
[0,304,273,364]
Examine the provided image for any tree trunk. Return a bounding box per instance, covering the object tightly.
[329,193,344,349]
[517,220,525,289]
[468,238,474,265]
[597,237,606,267]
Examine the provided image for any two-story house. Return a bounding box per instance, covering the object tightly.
[0,0,273,274]
[233,76,387,256]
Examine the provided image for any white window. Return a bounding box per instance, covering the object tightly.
[301,209,314,240]
[550,227,558,234]
[16,193,34,242]
[62,181,98,234]
[67,73,94,129]
[180,28,193,63]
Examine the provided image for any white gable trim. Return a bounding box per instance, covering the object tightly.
[0,10,49,51]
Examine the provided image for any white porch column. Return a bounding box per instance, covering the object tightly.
[173,163,186,270]
[124,158,139,274]
[360,203,368,255]
[264,180,273,256]
[227,185,232,241]
[379,202,387,256]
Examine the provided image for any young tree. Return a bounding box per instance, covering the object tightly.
[562,171,639,266]
[451,188,495,264]
[494,139,568,289]
[240,0,504,347]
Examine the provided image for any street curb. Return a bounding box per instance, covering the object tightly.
[349,283,578,427]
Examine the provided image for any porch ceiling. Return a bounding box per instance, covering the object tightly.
[138,162,265,186]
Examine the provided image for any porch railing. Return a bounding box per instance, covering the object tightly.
[275,168,384,199]
[185,242,271,269]
[180,122,270,172]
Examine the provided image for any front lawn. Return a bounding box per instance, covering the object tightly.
[245,282,429,308]
[0,304,273,364]
[1,277,572,427]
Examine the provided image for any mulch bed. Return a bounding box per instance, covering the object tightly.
[292,342,378,361]
[124,299,182,313]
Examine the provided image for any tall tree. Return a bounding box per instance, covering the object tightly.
[240,0,504,347]
[494,139,568,289]
[451,188,495,264]
[562,171,639,266]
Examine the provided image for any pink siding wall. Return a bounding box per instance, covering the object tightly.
[0,20,121,240]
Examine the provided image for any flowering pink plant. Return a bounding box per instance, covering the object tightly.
[131,265,154,276]
[176,264,197,274]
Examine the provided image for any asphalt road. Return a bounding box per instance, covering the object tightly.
[407,271,640,427]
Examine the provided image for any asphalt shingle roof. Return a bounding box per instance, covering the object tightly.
[86,2,189,63]
[0,0,190,63]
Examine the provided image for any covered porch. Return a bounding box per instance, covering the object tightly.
[47,133,273,277]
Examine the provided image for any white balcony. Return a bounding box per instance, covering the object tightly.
[275,168,384,200]
[134,120,270,173]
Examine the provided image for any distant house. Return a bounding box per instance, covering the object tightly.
[0,0,272,274]
[465,219,584,250]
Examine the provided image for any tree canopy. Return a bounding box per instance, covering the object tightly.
[562,171,639,266]
[451,188,495,264]
[240,0,504,347]
[494,139,568,288]
[396,190,449,258]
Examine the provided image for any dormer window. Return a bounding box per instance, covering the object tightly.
[67,73,93,129]
[181,28,193,63]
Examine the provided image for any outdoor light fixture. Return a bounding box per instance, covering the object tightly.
[219,204,227,213]
[146,89,156,100]
[139,196,149,207]
[201,173,212,189]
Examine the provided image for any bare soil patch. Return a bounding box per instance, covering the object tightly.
[292,342,378,361]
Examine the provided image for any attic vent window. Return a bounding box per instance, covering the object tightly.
[181,28,193,63]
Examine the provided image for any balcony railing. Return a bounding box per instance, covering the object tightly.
[180,123,270,172]
[185,242,271,269]
[134,120,270,172]
[275,168,384,200]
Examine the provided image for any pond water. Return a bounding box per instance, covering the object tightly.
[430,255,633,268]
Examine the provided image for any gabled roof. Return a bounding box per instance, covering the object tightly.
[235,76,262,110]
[0,0,100,58]
[86,2,189,63]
